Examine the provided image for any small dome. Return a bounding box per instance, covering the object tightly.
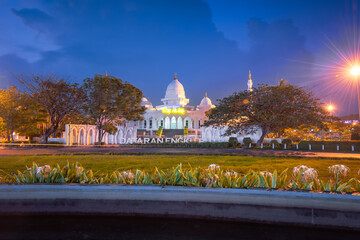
[198,92,214,109]
[141,97,153,108]
[200,96,212,106]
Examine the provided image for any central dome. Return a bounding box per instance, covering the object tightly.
[161,74,189,106]
[164,78,186,99]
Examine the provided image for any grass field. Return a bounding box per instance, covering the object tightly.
[1,154,360,181]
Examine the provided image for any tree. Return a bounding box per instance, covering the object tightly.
[0,118,9,141]
[351,125,360,140]
[16,94,48,142]
[82,74,145,144]
[0,86,48,143]
[0,86,25,142]
[205,81,332,145]
[16,73,85,143]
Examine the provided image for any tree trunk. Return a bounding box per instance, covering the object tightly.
[43,124,58,144]
[256,126,269,145]
[10,126,14,143]
[97,128,103,145]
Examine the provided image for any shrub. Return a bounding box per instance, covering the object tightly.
[184,126,188,136]
[249,142,256,148]
[2,162,358,193]
[282,139,292,145]
[351,133,360,140]
[228,137,241,148]
[243,137,252,147]
[270,139,279,148]
[156,127,163,137]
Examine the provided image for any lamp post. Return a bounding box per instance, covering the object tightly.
[351,66,360,122]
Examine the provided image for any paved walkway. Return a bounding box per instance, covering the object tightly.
[0,146,360,159]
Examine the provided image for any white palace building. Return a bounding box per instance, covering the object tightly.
[63,72,260,145]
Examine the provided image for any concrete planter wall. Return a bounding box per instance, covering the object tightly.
[0,184,360,230]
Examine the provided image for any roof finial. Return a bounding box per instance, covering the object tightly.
[248,70,253,92]
[105,70,108,77]
[205,92,207,98]
[174,72,178,80]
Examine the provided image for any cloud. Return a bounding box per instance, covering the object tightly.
[4,0,314,107]
[11,8,57,36]
[246,18,314,85]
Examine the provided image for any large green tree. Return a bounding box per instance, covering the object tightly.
[16,73,85,143]
[205,80,332,144]
[16,94,48,142]
[0,86,25,142]
[82,74,145,144]
[0,86,47,142]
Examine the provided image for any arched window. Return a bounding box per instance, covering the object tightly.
[171,117,177,129]
[177,117,183,129]
[185,120,189,127]
[143,120,147,129]
[165,117,170,129]
[149,119,152,129]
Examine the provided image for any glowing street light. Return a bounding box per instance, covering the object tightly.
[326,104,335,114]
[350,64,360,122]
[351,66,360,77]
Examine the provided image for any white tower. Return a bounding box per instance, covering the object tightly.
[247,70,253,92]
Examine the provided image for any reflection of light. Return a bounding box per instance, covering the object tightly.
[351,66,360,77]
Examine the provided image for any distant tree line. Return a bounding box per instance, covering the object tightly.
[0,73,145,144]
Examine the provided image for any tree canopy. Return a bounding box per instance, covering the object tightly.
[82,74,145,144]
[0,86,47,142]
[16,73,85,143]
[205,81,332,144]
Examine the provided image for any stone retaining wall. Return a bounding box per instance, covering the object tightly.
[0,185,359,230]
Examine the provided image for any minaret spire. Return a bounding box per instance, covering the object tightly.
[174,72,178,80]
[205,92,207,98]
[247,70,253,92]
[105,70,108,77]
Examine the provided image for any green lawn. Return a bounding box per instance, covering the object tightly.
[1,154,360,180]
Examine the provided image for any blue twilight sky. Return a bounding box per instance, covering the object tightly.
[0,0,359,116]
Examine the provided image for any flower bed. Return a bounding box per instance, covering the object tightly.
[1,162,360,193]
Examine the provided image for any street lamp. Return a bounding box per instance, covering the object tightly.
[351,66,360,77]
[326,104,335,114]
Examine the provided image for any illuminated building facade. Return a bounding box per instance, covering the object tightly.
[137,74,215,134]
[63,72,257,144]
